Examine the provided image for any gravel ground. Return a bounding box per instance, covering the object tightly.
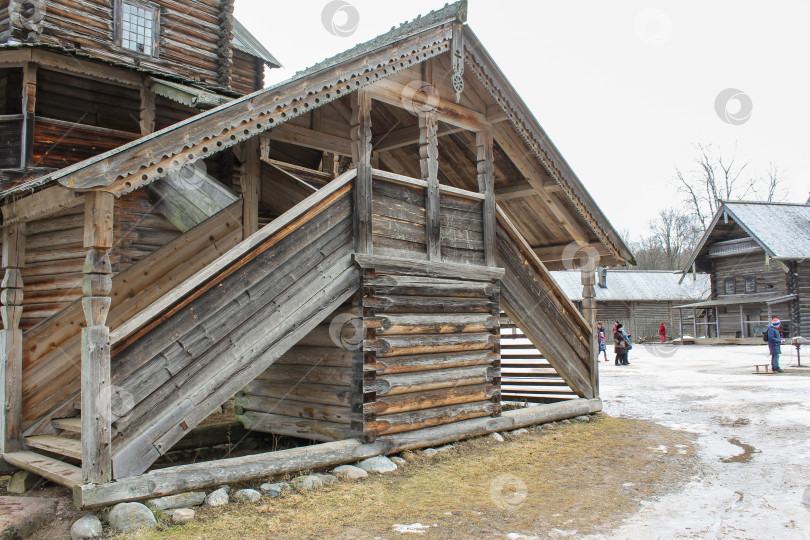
[593,343,810,539]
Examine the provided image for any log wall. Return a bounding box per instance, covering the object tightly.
[236,300,364,442]
[361,269,502,439]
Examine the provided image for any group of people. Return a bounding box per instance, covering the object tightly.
[596,321,633,365]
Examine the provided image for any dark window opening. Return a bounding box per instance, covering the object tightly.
[744,276,756,294]
[117,0,159,57]
[724,278,736,295]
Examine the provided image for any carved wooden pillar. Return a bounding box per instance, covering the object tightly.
[581,267,598,397]
[419,110,440,261]
[81,191,114,484]
[20,62,37,168]
[0,223,25,453]
[476,131,496,267]
[350,90,373,254]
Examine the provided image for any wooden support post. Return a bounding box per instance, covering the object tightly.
[0,223,25,454]
[580,267,598,398]
[739,304,745,338]
[476,131,496,267]
[692,308,697,339]
[350,90,373,254]
[81,191,114,484]
[715,307,720,338]
[20,62,37,168]
[678,309,683,339]
[139,84,156,136]
[419,111,440,261]
[240,137,261,238]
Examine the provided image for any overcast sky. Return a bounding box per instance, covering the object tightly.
[234,0,809,241]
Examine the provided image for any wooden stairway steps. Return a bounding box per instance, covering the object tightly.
[25,435,82,461]
[2,451,82,488]
[51,417,82,434]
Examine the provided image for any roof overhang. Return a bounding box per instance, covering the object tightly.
[675,294,796,309]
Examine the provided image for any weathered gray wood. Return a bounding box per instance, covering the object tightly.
[353,254,504,281]
[351,89,373,254]
[0,330,22,453]
[236,412,357,442]
[256,365,359,386]
[368,383,497,415]
[240,137,261,238]
[242,380,354,407]
[369,364,497,396]
[369,313,498,335]
[367,400,496,436]
[419,111,441,261]
[235,395,357,424]
[367,349,495,374]
[364,275,497,298]
[363,295,496,314]
[25,434,82,460]
[365,332,497,358]
[273,346,359,368]
[74,398,603,510]
[476,130,496,266]
[4,450,82,488]
[81,325,111,484]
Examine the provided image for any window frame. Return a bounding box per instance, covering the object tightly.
[114,0,160,58]
[724,277,736,295]
[744,275,756,294]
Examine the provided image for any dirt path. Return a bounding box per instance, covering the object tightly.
[594,343,810,539]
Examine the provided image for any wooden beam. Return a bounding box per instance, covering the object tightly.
[20,62,36,168]
[81,191,114,484]
[139,84,155,135]
[419,111,441,261]
[240,138,261,238]
[267,123,352,156]
[1,186,85,225]
[369,78,489,132]
[374,123,464,153]
[494,181,561,201]
[486,103,508,123]
[351,90,373,254]
[476,131,496,267]
[0,223,25,453]
[580,268,598,398]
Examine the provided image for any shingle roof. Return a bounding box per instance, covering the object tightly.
[550,270,711,302]
[721,201,810,260]
[233,18,281,68]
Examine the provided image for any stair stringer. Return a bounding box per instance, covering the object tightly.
[495,208,594,399]
[108,173,359,480]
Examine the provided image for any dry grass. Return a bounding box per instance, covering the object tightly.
[120,415,697,539]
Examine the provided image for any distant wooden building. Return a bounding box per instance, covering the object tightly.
[678,201,810,339]
[0,0,279,190]
[550,269,710,341]
[0,2,633,508]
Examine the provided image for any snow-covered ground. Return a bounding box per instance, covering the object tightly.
[595,344,810,539]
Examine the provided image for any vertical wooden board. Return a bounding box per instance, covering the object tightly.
[240,137,261,238]
[351,90,373,254]
[0,329,23,453]
[81,325,112,484]
[83,191,115,249]
[419,111,441,261]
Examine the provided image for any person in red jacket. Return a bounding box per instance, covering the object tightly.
[659,322,667,342]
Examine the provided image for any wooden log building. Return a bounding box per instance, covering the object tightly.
[0,1,634,508]
[677,201,810,339]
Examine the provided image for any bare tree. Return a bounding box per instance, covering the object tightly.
[676,143,782,231]
[626,209,702,271]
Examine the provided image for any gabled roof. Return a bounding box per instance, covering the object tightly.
[0,1,632,267]
[683,201,810,272]
[233,18,281,68]
[550,270,711,302]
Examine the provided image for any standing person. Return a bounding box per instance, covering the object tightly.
[596,322,608,362]
[614,323,628,366]
[659,322,667,342]
[622,327,632,364]
[767,318,786,373]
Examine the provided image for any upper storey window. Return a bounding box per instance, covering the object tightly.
[117,0,159,56]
